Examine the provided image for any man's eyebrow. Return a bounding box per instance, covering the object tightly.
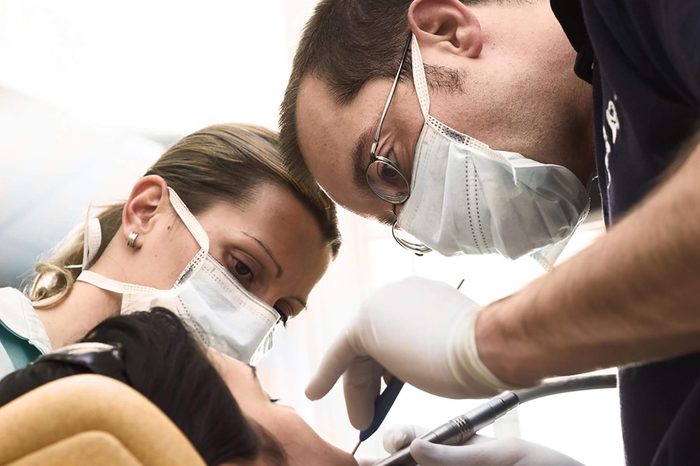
[352,125,375,192]
[242,232,282,278]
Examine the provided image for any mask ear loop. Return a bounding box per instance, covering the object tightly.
[166,187,212,285]
[411,34,431,118]
[167,188,210,252]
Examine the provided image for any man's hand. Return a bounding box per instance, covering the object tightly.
[305,277,515,430]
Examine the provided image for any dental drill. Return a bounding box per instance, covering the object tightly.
[373,373,617,466]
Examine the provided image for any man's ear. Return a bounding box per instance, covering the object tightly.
[121,175,170,246]
[408,0,482,59]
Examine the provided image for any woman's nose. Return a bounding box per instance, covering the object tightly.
[254,288,279,308]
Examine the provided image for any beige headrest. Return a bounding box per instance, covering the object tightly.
[0,374,206,466]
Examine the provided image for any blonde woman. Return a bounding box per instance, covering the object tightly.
[0,123,341,377]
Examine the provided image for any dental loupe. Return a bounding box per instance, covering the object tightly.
[374,373,617,466]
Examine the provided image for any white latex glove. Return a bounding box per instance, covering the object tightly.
[383,424,585,466]
[356,458,378,466]
[306,277,515,429]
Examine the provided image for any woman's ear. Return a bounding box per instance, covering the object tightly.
[121,175,170,247]
[408,0,483,59]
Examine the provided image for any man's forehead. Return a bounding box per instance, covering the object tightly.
[296,75,393,218]
[297,76,360,150]
[297,78,368,184]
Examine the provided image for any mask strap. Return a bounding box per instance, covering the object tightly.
[82,217,102,269]
[167,187,210,252]
[77,270,167,296]
[411,34,431,118]
[410,34,492,156]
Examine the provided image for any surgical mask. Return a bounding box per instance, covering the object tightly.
[396,35,589,269]
[76,188,281,365]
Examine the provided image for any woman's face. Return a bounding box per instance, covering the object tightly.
[211,351,359,466]
[139,181,333,323]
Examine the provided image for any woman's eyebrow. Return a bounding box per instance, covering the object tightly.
[241,231,282,278]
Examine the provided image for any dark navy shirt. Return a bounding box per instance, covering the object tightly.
[552,1,700,465]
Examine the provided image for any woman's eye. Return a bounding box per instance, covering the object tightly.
[231,259,254,282]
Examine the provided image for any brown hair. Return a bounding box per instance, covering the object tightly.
[279,0,489,181]
[29,124,341,307]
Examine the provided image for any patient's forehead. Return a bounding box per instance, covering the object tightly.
[207,350,266,400]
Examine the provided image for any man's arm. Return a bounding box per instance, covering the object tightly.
[478,133,700,386]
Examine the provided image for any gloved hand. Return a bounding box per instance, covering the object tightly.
[305,277,517,429]
[383,424,585,466]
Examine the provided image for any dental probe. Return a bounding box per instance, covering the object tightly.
[352,279,466,457]
[373,373,617,466]
[352,377,406,455]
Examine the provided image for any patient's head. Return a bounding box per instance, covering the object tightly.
[0,308,284,465]
[0,309,358,465]
[210,351,359,466]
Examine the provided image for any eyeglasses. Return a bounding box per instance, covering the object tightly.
[365,34,412,205]
[365,34,432,255]
[33,342,130,384]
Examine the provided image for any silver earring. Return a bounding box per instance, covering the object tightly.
[126,231,139,249]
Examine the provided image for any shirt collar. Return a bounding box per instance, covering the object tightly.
[0,288,52,354]
[550,0,595,84]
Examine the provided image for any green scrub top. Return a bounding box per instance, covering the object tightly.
[0,287,51,377]
[0,321,42,370]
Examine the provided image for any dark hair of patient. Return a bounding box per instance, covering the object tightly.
[0,308,286,466]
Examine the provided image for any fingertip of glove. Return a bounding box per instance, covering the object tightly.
[382,430,410,454]
[349,410,373,431]
[304,382,323,401]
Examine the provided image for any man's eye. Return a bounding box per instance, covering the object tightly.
[379,162,399,181]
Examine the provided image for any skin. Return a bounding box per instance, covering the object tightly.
[211,351,358,466]
[295,0,700,390]
[37,175,332,348]
[296,0,594,222]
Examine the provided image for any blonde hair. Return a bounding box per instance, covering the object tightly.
[29,123,341,308]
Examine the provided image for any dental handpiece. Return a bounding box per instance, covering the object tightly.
[374,373,617,466]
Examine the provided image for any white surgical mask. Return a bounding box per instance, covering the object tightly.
[76,188,281,365]
[397,35,589,268]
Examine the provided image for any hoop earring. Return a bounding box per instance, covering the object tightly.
[126,232,139,249]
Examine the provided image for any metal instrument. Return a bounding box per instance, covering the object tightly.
[374,373,617,466]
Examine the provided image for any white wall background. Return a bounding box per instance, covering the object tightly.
[0,1,623,464]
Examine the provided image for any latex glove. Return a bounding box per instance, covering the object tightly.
[356,458,378,466]
[383,424,585,466]
[306,277,515,429]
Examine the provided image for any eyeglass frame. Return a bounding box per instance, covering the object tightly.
[365,33,412,205]
[32,342,130,384]
[364,33,432,255]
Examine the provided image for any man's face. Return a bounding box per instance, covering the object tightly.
[295,3,593,221]
[297,76,424,222]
